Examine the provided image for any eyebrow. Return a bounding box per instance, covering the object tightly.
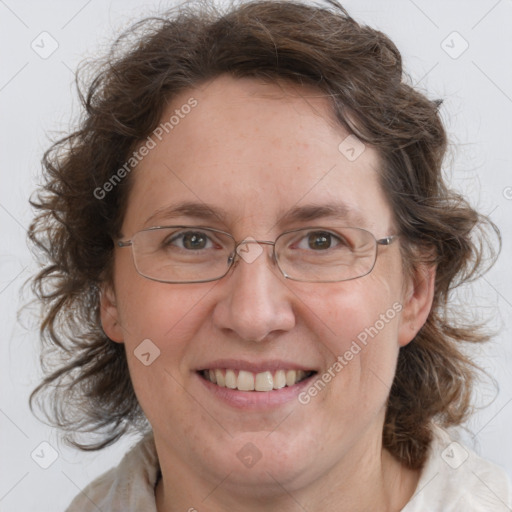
[143,201,368,229]
[276,203,368,228]
[143,201,229,227]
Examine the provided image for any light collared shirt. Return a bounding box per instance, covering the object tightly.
[66,427,512,511]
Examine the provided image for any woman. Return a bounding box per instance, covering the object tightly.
[28,1,511,510]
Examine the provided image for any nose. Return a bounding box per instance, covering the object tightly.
[212,241,296,342]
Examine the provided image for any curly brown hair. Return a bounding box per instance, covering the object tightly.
[27,0,499,469]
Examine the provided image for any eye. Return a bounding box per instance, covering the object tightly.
[165,230,214,250]
[297,231,346,251]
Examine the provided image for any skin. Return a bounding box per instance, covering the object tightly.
[101,75,435,512]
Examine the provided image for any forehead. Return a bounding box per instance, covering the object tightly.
[122,75,394,236]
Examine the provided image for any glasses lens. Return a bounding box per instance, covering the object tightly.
[131,227,234,283]
[275,227,377,282]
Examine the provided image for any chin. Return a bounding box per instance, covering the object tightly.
[209,430,328,493]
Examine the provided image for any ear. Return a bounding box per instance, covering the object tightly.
[99,283,124,343]
[397,263,436,347]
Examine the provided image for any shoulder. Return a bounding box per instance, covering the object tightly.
[65,432,159,512]
[403,425,512,512]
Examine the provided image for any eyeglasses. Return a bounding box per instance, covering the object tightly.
[117,225,397,284]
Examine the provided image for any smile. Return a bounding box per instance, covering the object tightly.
[200,368,316,392]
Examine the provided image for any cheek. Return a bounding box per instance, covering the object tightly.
[295,275,402,405]
[113,250,198,334]
[115,280,218,427]
[297,272,401,347]
[115,275,216,363]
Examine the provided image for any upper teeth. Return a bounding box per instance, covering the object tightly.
[204,369,311,392]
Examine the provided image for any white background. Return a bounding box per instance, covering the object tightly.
[1,0,511,510]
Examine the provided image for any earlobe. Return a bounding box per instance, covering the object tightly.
[397,264,436,347]
[99,283,124,343]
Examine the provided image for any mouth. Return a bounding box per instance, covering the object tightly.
[198,368,316,392]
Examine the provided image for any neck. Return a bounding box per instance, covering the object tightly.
[154,429,420,512]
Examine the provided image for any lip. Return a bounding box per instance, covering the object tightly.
[195,369,317,410]
[195,358,317,374]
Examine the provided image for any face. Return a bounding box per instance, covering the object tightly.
[102,75,433,495]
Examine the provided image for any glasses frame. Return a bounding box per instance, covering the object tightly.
[117,225,397,284]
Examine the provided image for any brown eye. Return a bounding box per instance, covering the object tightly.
[164,230,213,250]
[181,232,208,250]
[307,232,333,250]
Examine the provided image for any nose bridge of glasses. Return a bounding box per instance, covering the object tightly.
[237,239,275,248]
[228,238,277,266]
